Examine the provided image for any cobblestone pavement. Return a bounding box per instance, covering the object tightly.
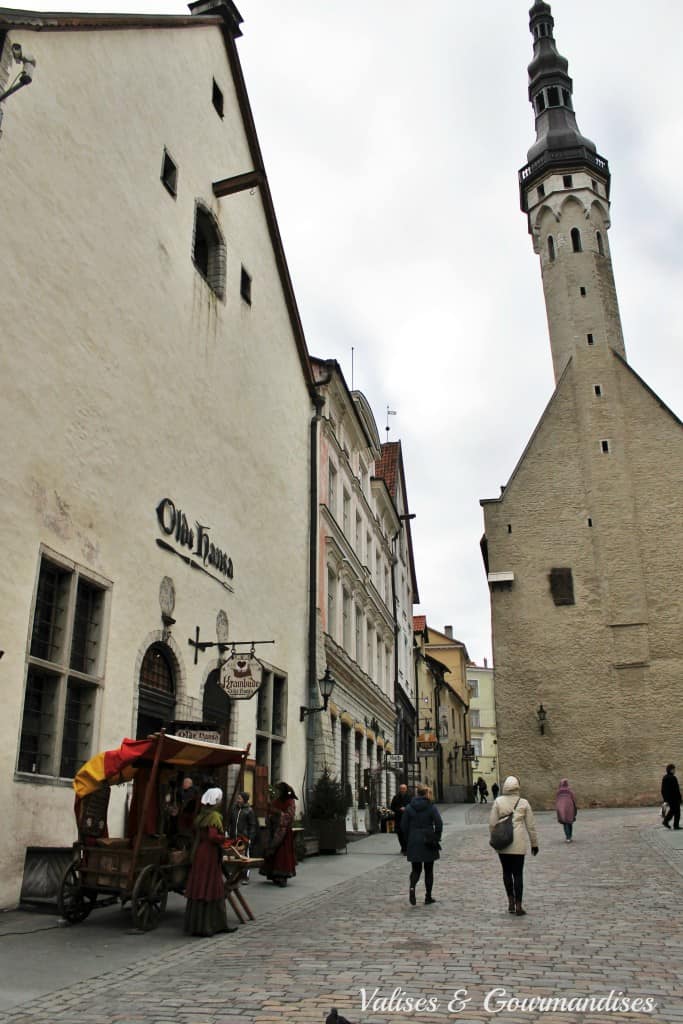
[1,806,682,1024]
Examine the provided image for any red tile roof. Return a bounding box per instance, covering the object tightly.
[375,442,401,498]
[413,614,427,633]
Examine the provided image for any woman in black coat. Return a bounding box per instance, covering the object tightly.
[402,783,443,906]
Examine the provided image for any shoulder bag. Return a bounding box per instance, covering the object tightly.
[489,798,520,851]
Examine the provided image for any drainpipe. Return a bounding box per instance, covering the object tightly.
[305,391,325,811]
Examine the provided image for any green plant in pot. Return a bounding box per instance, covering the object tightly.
[309,767,350,852]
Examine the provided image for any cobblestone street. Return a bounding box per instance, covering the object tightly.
[1,806,681,1024]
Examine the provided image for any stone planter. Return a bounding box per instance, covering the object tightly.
[311,818,347,853]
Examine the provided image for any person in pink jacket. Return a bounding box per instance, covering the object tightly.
[489,775,539,916]
[555,779,578,843]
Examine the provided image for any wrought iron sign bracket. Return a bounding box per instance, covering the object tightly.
[188,626,274,665]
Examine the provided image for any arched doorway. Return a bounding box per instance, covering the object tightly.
[202,669,232,744]
[136,642,176,739]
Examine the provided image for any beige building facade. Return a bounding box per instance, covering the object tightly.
[481,2,683,809]
[0,5,318,907]
[466,662,498,796]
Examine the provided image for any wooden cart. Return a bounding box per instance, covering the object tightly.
[58,730,250,931]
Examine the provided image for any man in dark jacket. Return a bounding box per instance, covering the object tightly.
[662,764,682,830]
[390,784,411,854]
[228,792,258,880]
[403,784,443,905]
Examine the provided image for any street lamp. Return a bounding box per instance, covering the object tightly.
[300,667,336,722]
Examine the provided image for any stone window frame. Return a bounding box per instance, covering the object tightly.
[17,547,112,781]
[192,201,226,301]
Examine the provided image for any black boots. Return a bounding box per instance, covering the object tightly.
[409,887,416,906]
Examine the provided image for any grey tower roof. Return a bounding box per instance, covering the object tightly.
[519,1,609,203]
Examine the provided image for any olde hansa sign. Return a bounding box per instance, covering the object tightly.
[219,652,263,700]
[156,497,234,592]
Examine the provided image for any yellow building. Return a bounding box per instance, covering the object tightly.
[413,620,472,802]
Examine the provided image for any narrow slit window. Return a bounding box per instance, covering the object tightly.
[240,265,252,305]
[587,518,593,527]
[596,231,605,256]
[161,149,178,198]
[580,286,586,296]
[537,183,545,199]
[601,439,610,453]
[507,524,512,534]
[571,227,582,252]
[212,78,224,118]
[535,92,546,114]
[547,86,560,107]
[594,385,602,396]
[547,235,555,261]
[587,333,594,345]
[563,174,573,188]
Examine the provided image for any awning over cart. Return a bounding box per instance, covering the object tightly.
[73,733,248,800]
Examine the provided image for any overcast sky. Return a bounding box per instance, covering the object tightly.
[9,1,683,665]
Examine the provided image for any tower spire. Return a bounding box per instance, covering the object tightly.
[519,1,624,383]
[525,0,597,167]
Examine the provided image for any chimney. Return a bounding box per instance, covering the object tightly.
[188,0,243,36]
[444,625,453,639]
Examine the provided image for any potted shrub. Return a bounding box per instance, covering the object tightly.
[308,768,350,853]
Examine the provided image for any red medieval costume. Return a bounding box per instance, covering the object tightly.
[260,783,297,887]
[184,790,235,936]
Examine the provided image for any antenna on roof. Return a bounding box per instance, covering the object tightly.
[386,406,397,438]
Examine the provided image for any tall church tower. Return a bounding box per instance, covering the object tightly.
[480,1,683,810]
[520,0,625,383]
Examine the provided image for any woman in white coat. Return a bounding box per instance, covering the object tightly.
[489,775,539,916]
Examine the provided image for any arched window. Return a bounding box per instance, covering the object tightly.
[192,204,226,300]
[203,668,233,743]
[547,236,555,261]
[596,230,605,256]
[571,228,582,253]
[137,643,176,738]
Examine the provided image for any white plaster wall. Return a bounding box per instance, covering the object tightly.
[0,25,313,906]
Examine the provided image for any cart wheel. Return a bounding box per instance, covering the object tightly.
[58,863,94,924]
[131,865,168,931]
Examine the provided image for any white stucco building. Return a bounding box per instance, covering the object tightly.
[308,359,418,831]
[0,2,318,907]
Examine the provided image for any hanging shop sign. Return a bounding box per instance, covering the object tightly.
[386,754,404,767]
[219,651,264,700]
[156,497,234,592]
[167,720,221,744]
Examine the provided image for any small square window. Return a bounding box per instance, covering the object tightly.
[601,439,610,453]
[580,286,586,296]
[161,149,178,198]
[563,174,573,188]
[212,78,224,118]
[587,333,594,345]
[240,266,252,305]
[549,567,575,606]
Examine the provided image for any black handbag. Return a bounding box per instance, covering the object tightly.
[489,798,520,851]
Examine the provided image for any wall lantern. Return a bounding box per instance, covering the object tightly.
[300,667,336,722]
[536,703,548,735]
